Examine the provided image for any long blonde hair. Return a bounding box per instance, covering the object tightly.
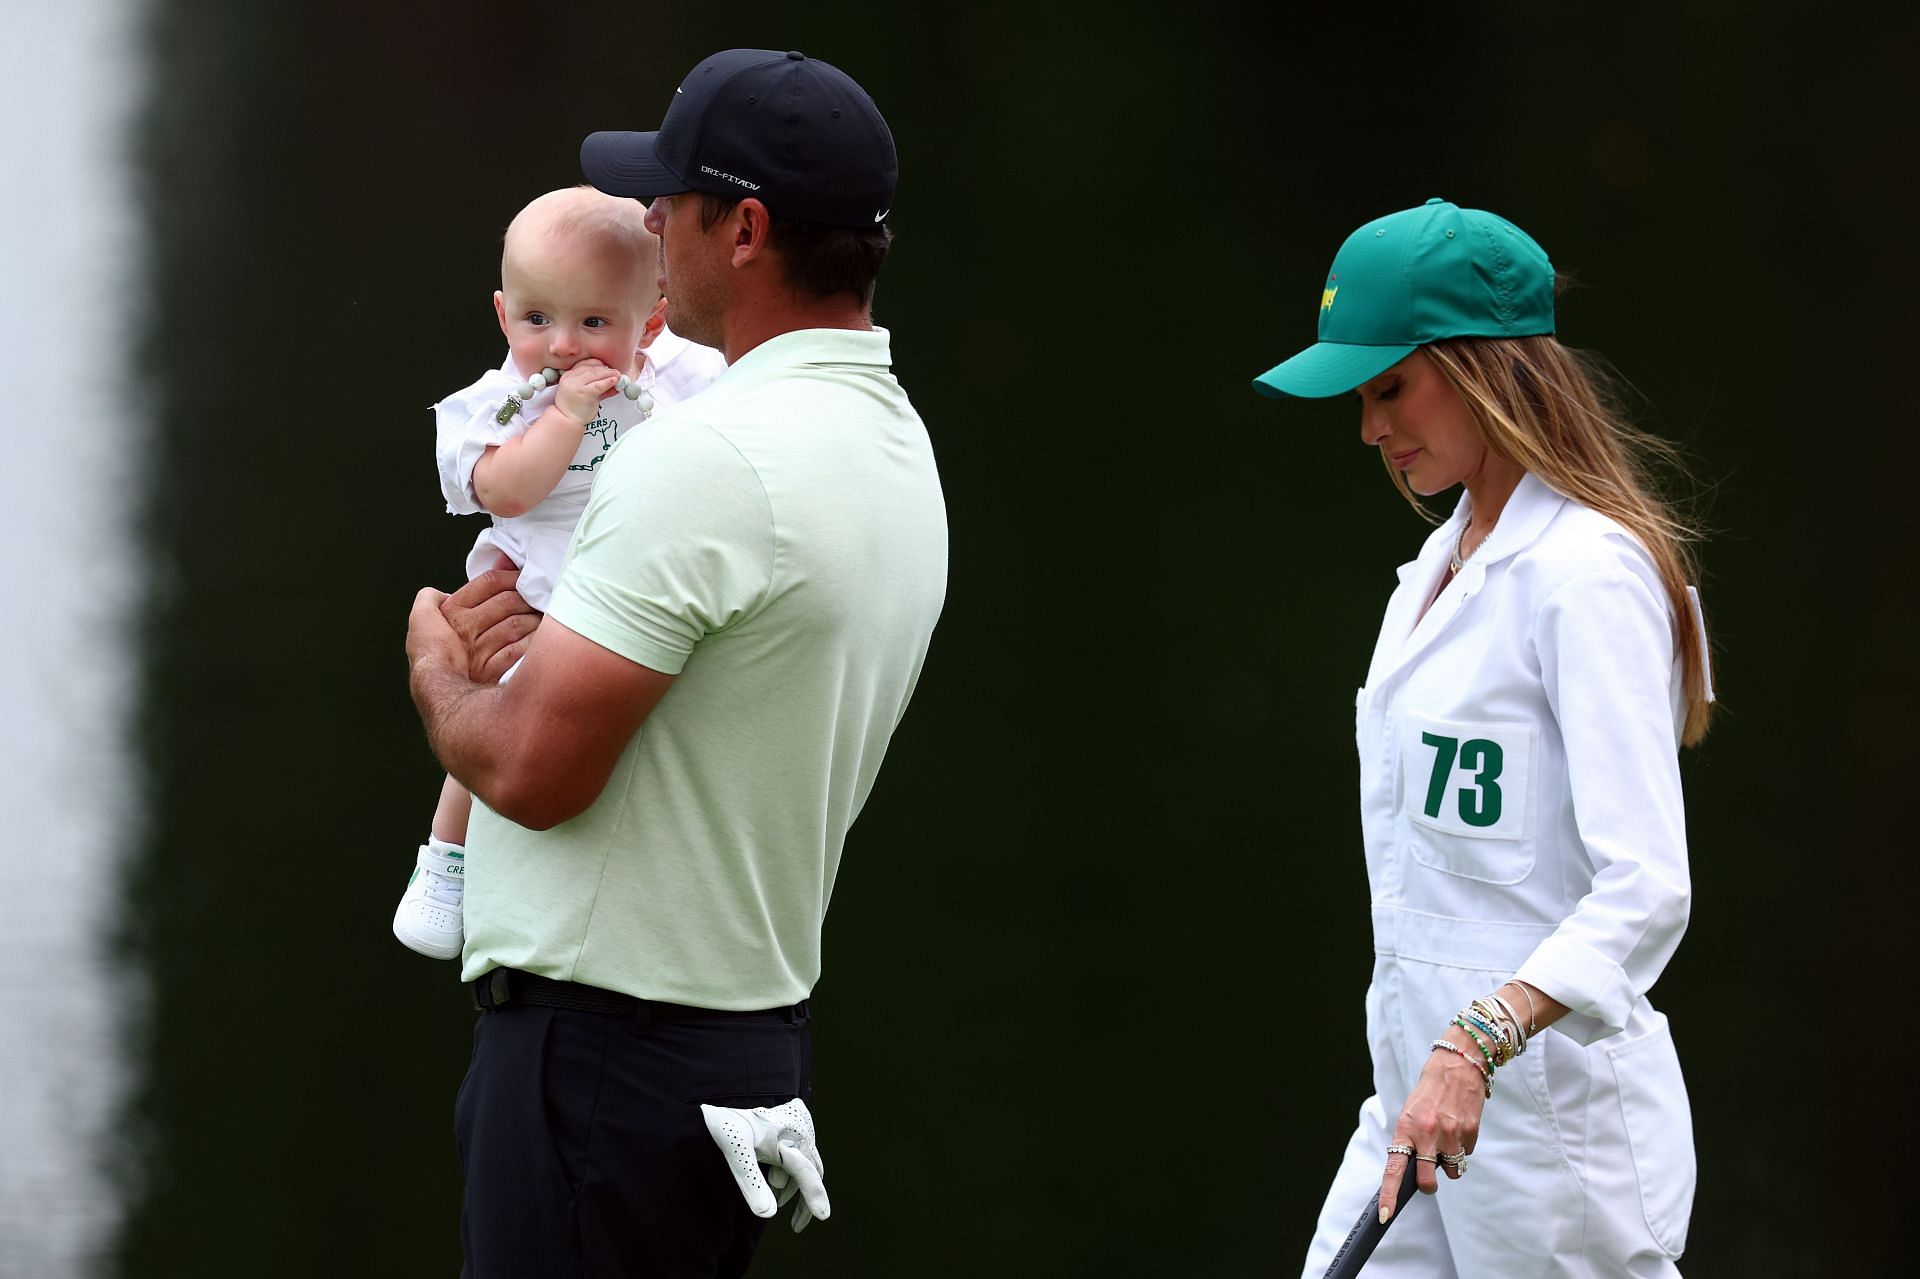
[1393,335,1714,746]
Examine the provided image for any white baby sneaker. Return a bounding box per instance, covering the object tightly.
[392,839,464,960]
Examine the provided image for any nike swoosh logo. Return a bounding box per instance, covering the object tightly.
[874,209,889,222]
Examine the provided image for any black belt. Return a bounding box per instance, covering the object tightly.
[472,968,806,1024]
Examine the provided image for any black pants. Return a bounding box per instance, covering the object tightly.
[455,993,812,1278]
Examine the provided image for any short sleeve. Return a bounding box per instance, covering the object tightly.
[433,367,552,514]
[546,421,775,675]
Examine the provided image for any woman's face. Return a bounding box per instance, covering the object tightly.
[1355,349,1489,496]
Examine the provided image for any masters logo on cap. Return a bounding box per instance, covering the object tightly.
[1253,199,1555,400]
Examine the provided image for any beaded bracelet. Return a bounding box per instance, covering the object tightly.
[1453,1017,1497,1072]
[1430,1038,1494,1098]
[1476,995,1525,1054]
[1460,1009,1513,1067]
[1467,1001,1520,1064]
[1472,1009,1515,1067]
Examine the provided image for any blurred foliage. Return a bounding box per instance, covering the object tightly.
[117,1,1913,1274]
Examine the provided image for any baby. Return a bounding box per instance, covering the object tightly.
[394,186,727,960]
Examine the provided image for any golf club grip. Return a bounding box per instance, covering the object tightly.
[1319,1160,1420,1279]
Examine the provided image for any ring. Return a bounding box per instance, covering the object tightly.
[1413,1154,1440,1163]
[1438,1151,1468,1172]
[1385,1144,1415,1157]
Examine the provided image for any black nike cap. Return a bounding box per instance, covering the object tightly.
[581,48,897,229]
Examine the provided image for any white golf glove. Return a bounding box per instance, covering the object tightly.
[700,1098,830,1232]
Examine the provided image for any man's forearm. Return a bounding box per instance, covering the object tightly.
[404,574,555,823]
[411,654,513,801]
[406,584,672,832]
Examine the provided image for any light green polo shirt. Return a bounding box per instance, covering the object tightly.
[461,327,948,1009]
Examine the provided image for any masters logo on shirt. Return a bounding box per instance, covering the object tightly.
[569,409,624,473]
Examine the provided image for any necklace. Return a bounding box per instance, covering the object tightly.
[494,366,654,426]
[1450,520,1487,574]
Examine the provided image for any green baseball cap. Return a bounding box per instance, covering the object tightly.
[1252,198,1555,399]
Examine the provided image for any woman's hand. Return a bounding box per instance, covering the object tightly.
[1379,1029,1488,1221]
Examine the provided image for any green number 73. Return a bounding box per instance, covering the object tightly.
[1419,732,1504,828]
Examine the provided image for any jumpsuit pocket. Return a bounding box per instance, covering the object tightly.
[1400,714,1536,884]
[1406,825,1534,884]
[1609,1014,1695,1257]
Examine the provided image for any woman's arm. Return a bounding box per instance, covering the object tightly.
[1514,565,1692,1043]
[1379,979,1570,1221]
[473,359,623,517]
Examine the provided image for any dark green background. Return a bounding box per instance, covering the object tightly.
[121,2,1912,1274]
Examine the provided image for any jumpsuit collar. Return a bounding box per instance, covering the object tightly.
[1371,472,1569,687]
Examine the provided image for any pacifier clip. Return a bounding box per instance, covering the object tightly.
[494,367,653,425]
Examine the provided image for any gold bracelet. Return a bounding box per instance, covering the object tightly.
[1502,980,1539,1035]
[1485,993,1528,1055]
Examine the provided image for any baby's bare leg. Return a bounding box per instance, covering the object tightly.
[431,774,474,845]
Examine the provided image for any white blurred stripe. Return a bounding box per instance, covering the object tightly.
[0,0,148,1273]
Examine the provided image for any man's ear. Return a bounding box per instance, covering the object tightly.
[493,290,509,337]
[730,198,773,269]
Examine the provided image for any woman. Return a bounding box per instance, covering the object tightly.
[1253,199,1713,1277]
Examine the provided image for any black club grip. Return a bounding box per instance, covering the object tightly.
[1320,1159,1421,1279]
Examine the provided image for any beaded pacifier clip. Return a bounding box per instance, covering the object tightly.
[494,367,653,425]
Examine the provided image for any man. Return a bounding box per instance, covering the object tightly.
[405,48,947,1277]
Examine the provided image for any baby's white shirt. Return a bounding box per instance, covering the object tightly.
[434,328,728,610]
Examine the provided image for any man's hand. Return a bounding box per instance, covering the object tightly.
[441,558,541,683]
[407,586,467,677]
[701,1099,830,1233]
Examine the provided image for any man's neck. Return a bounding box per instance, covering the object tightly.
[721,296,872,365]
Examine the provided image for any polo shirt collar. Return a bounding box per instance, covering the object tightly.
[725,326,893,377]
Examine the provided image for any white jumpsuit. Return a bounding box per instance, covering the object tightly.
[1302,473,1700,1278]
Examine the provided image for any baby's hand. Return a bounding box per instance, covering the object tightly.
[553,359,623,426]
